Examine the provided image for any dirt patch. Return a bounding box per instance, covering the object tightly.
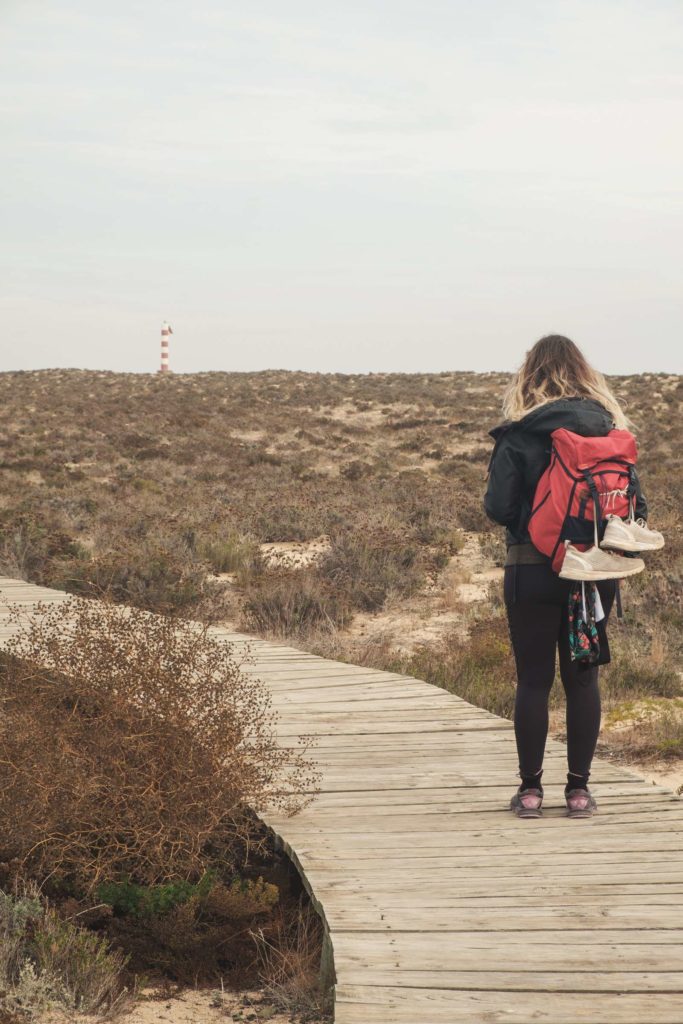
[435,533,504,605]
[230,430,266,443]
[118,986,316,1024]
[320,401,392,428]
[23,470,45,485]
[260,537,331,570]
[636,760,683,794]
[41,985,324,1024]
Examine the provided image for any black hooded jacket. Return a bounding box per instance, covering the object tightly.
[484,397,648,547]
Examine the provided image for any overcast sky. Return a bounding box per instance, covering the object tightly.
[1,1,682,375]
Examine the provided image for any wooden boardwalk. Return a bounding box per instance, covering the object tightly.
[2,577,683,1023]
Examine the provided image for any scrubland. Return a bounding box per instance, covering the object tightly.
[1,367,680,771]
[0,366,681,1019]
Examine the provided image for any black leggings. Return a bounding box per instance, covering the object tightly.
[504,564,616,784]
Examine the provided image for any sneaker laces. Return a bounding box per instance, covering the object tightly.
[601,487,628,510]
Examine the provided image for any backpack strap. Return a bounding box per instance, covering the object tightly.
[626,465,637,522]
[583,469,603,547]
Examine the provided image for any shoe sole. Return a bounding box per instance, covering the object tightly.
[510,800,543,819]
[566,807,596,818]
[559,563,644,581]
[601,538,665,552]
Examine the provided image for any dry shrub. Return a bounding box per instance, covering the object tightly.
[603,702,683,763]
[0,502,89,585]
[600,627,682,702]
[251,899,333,1019]
[0,884,131,1019]
[602,658,681,700]
[241,568,350,637]
[319,525,424,612]
[305,626,399,670]
[477,529,506,568]
[197,532,263,575]
[242,523,429,637]
[64,534,214,615]
[0,597,318,891]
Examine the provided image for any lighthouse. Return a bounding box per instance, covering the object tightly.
[159,321,173,373]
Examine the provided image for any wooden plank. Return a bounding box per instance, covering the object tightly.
[299,782,671,798]
[332,932,683,962]
[300,781,669,801]
[321,905,683,929]
[275,808,683,835]
[338,969,683,992]
[334,987,683,1024]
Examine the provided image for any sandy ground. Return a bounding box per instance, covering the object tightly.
[639,761,683,794]
[43,986,324,1024]
[596,697,683,795]
[260,538,331,570]
[117,986,315,1023]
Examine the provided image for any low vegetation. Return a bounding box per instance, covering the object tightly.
[0,598,327,1021]
[0,886,131,1021]
[0,368,680,745]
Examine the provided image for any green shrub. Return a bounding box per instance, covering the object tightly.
[96,871,216,919]
[197,532,263,575]
[104,875,279,983]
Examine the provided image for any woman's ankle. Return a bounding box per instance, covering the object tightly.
[566,770,590,793]
[520,768,544,792]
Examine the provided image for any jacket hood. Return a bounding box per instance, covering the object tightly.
[488,397,615,442]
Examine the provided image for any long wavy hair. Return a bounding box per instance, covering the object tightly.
[501,335,631,430]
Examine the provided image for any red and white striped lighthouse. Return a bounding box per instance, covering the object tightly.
[159,321,173,373]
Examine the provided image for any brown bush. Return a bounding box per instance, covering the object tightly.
[241,568,351,637]
[0,597,318,891]
[64,534,217,615]
[251,897,333,1018]
[318,525,424,613]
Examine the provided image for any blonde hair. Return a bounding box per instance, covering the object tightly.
[501,335,632,431]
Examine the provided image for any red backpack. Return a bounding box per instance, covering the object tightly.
[528,428,638,574]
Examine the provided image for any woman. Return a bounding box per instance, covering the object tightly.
[484,335,650,819]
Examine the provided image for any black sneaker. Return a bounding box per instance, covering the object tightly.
[509,787,543,818]
[565,787,597,818]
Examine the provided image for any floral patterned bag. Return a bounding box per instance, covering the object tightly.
[568,581,603,667]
